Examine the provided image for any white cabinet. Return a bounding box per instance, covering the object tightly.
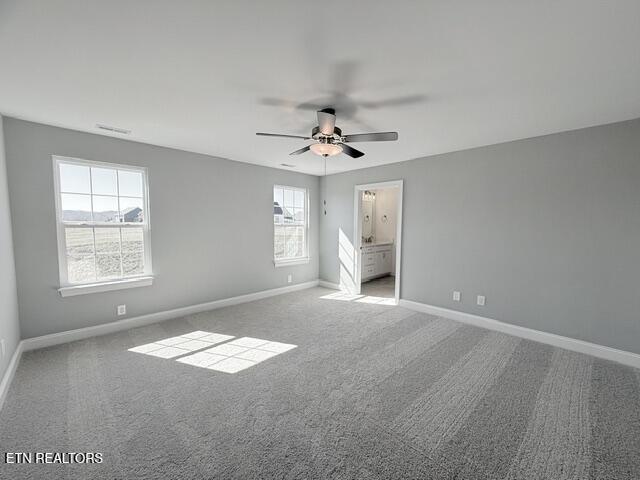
[361,243,393,282]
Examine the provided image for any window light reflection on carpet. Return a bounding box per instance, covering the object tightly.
[128,332,296,373]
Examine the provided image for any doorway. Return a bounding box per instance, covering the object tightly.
[353,180,403,304]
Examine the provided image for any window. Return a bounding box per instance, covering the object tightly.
[53,156,152,294]
[273,185,308,265]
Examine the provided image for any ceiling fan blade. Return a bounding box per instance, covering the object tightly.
[256,133,311,140]
[343,132,398,143]
[317,108,336,135]
[359,94,426,109]
[289,145,311,156]
[340,143,365,158]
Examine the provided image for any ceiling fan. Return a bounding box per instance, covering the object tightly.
[256,108,398,158]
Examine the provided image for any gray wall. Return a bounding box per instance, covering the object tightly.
[0,115,20,379]
[320,118,640,354]
[3,118,319,339]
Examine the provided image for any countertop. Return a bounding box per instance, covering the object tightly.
[361,241,393,248]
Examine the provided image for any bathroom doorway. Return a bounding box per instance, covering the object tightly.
[353,180,403,304]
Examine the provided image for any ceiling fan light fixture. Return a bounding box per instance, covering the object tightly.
[310,142,343,157]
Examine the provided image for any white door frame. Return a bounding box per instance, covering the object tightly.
[353,180,404,303]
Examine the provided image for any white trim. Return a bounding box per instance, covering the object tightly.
[319,280,341,290]
[353,180,403,303]
[354,180,406,190]
[58,276,153,297]
[0,341,23,412]
[23,280,320,352]
[274,257,310,267]
[398,299,640,369]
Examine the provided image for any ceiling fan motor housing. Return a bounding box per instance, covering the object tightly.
[312,125,342,143]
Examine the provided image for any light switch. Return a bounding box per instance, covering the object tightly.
[453,291,461,302]
[477,295,486,306]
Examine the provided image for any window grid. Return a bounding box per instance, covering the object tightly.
[274,185,308,262]
[54,156,151,287]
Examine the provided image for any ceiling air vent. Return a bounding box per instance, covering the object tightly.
[96,124,131,135]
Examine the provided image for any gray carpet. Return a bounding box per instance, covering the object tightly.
[1,286,639,479]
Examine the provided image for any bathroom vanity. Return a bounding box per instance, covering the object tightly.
[361,242,393,282]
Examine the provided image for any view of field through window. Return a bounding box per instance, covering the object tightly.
[57,160,148,284]
[65,227,144,283]
[273,186,306,260]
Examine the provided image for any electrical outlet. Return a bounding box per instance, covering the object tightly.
[477,295,486,306]
[117,305,127,316]
[453,291,461,302]
[287,274,292,284]
[0,339,5,359]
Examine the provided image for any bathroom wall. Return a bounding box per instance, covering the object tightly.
[373,188,398,274]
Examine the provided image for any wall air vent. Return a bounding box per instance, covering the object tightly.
[96,124,131,135]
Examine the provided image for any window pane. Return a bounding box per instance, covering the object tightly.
[283,206,294,224]
[284,189,294,208]
[96,253,122,280]
[65,227,95,283]
[61,193,92,221]
[294,190,304,208]
[68,256,96,283]
[285,226,304,258]
[274,225,285,259]
[293,208,305,223]
[284,227,297,258]
[120,197,144,223]
[273,209,283,225]
[92,195,120,222]
[274,187,284,224]
[95,228,120,254]
[295,226,305,257]
[118,170,143,197]
[91,167,118,195]
[65,227,95,256]
[274,187,284,208]
[122,228,144,275]
[60,163,91,194]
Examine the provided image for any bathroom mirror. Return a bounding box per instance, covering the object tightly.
[361,190,375,241]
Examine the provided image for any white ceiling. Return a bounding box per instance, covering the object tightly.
[1,1,640,175]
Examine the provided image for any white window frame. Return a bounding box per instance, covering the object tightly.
[52,155,153,296]
[273,185,309,267]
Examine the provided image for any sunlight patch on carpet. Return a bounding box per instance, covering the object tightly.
[319,291,396,305]
[129,332,296,373]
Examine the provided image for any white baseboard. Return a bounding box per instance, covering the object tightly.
[22,280,320,352]
[0,341,23,412]
[399,299,640,369]
[318,280,341,290]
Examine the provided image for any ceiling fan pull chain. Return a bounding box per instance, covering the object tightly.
[324,156,328,214]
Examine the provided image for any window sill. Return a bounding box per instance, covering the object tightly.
[274,257,310,268]
[58,276,154,297]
